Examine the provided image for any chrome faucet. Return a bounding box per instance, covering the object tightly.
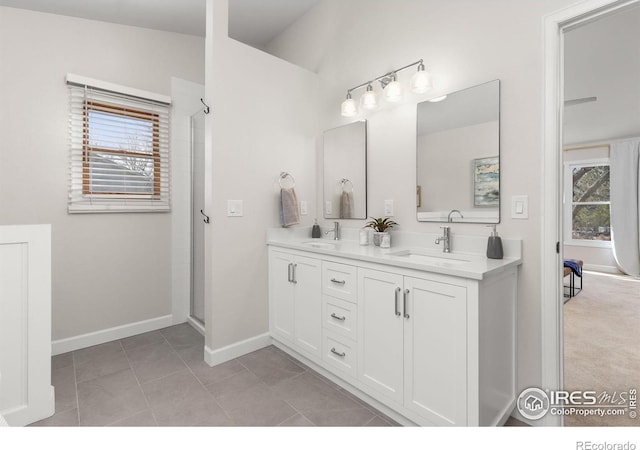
[325,221,340,240]
[435,226,451,253]
[448,209,464,223]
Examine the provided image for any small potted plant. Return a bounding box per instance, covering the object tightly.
[364,217,398,246]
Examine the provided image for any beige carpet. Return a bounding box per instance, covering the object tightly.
[563,270,640,426]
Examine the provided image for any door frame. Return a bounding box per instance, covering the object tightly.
[541,0,639,427]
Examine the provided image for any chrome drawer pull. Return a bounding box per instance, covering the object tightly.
[330,348,346,358]
[403,289,410,319]
[330,313,346,321]
[330,278,346,285]
[395,287,401,317]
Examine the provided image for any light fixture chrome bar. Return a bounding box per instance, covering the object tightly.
[346,59,423,95]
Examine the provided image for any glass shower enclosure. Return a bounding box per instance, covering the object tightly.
[190,109,206,325]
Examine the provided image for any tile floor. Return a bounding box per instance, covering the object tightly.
[31,323,399,427]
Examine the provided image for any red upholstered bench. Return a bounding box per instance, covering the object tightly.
[563,259,583,299]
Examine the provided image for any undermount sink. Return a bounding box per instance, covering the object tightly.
[301,241,337,249]
[388,249,472,266]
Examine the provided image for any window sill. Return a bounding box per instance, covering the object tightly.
[564,239,612,249]
[68,203,170,214]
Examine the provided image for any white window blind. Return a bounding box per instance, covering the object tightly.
[67,77,171,213]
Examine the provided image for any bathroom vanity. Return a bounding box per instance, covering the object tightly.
[267,229,521,426]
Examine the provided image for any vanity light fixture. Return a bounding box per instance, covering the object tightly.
[341,92,358,117]
[340,59,432,116]
[410,62,432,94]
[383,73,404,103]
[360,84,379,110]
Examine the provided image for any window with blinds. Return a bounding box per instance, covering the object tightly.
[67,76,171,212]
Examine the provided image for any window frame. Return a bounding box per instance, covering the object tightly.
[67,75,171,213]
[82,101,161,198]
[563,158,611,248]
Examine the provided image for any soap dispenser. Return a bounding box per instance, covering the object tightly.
[486,225,504,259]
[311,219,321,238]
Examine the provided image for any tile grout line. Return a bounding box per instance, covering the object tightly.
[71,352,80,426]
[165,330,235,424]
[117,338,159,426]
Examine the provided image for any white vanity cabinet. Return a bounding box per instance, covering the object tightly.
[268,249,322,359]
[358,268,467,426]
[267,241,519,427]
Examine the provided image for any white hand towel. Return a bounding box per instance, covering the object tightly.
[280,187,300,227]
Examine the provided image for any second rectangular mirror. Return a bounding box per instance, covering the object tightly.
[323,121,367,219]
[416,80,500,223]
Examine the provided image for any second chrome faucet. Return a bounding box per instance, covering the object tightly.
[435,226,451,253]
[325,221,340,240]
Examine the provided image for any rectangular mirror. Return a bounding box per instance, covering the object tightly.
[323,121,367,219]
[416,80,500,223]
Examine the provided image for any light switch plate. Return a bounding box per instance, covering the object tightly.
[227,200,243,217]
[300,200,308,216]
[384,200,394,217]
[511,195,528,219]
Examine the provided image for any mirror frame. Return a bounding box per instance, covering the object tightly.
[416,79,501,224]
[322,120,368,220]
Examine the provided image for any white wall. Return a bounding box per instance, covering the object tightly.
[0,7,204,343]
[205,0,319,352]
[267,0,577,398]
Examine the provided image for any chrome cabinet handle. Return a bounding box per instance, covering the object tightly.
[330,348,346,358]
[330,278,346,285]
[330,313,346,321]
[287,263,293,283]
[395,287,401,317]
[292,264,297,284]
[403,289,410,319]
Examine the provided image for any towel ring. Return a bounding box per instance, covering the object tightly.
[340,178,354,193]
[279,172,296,189]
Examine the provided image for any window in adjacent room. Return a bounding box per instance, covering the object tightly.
[564,159,611,247]
[67,75,171,212]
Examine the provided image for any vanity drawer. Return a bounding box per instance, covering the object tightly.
[322,261,357,302]
[322,296,357,341]
[322,331,357,379]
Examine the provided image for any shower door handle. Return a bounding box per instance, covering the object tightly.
[200,209,210,224]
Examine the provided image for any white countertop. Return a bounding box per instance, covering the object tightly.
[267,227,522,281]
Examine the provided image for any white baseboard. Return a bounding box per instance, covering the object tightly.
[583,264,621,274]
[187,316,205,336]
[52,315,174,355]
[204,333,271,367]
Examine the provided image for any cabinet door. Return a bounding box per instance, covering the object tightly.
[357,268,404,404]
[403,277,467,426]
[293,256,322,358]
[269,251,295,343]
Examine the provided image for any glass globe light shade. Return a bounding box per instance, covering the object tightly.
[383,77,404,102]
[341,95,358,117]
[410,64,432,94]
[360,84,379,110]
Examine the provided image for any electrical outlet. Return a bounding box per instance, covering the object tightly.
[384,200,394,217]
[325,201,332,215]
[300,200,308,216]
